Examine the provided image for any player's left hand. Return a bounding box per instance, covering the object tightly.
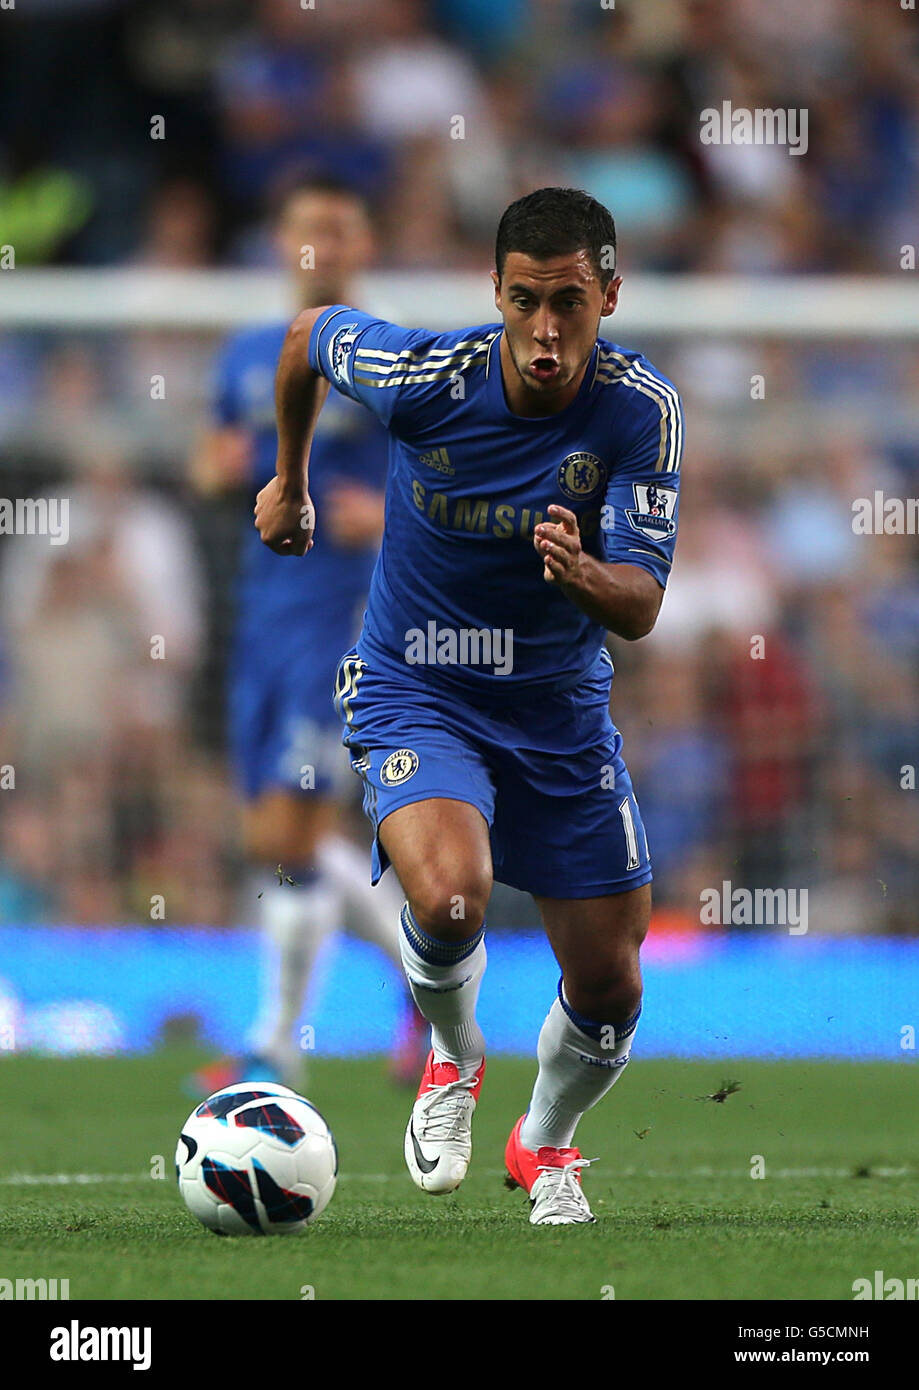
[534,505,583,585]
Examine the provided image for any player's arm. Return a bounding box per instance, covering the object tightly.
[255,305,331,555]
[194,334,254,496]
[535,511,664,640]
[257,304,451,553]
[189,425,252,496]
[535,375,683,640]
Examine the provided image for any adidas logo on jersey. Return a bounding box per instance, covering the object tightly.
[418,447,454,476]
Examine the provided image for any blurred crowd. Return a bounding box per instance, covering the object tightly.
[1,0,917,272]
[0,0,917,931]
[616,339,919,933]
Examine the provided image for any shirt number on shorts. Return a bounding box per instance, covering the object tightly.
[618,797,641,871]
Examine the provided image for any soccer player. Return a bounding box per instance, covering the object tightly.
[255,187,684,1224]
[193,176,421,1089]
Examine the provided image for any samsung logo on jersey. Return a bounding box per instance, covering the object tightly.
[411,479,600,540]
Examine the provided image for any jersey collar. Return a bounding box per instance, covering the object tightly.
[485,332,600,424]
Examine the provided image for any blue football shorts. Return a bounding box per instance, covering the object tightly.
[333,645,653,899]
[228,629,354,802]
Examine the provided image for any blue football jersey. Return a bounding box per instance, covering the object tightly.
[308,306,683,697]
[213,323,389,635]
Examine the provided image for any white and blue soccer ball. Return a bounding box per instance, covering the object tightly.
[176,1081,338,1235]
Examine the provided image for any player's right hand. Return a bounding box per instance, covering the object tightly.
[254,476,314,555]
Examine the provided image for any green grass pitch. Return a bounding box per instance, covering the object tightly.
[0,1051,915,1301]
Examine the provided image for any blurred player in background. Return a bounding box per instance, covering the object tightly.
[191,176,422,1092]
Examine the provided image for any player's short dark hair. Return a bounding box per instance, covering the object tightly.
[495,187,617,286]
[270,173,371,223]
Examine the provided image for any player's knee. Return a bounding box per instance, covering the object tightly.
[245,824,315,866]
[564,961,642,1025]
[243,795,328,866]
[243,822,277,864]
[408,871,490,943]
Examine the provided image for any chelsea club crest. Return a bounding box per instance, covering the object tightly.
[380,749,419,786]
[557,452,607,501]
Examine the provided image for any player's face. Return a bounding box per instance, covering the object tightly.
[493,251,621,412]
[275,192,374,305]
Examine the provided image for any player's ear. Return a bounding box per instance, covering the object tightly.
[491,269,501,308]
[601,276,623,317]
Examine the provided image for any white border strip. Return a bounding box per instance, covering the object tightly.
[3,271,918,337]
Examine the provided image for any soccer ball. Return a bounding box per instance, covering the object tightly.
[175,1081,337,1235]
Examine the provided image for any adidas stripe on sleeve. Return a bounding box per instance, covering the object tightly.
[308,306,492,432]
[598,352,684,588]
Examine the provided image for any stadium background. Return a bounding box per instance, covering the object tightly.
[1,0,918,1061]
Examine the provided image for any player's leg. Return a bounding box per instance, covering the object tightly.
[505,885,649,1225]
[243,787,337,866]
[315,832,404,968]
[191,657,344,1094]
[380,796,492,1066]
[336,649,496,1055]
[525,883,648,1147]
[248,789,411,984]
[238,628,432,1089]
[242,790,341,1084]
[379,797,493,1193]
[334,650,498,1190]
[495,651,652,1222]
[313,833,428,1084]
